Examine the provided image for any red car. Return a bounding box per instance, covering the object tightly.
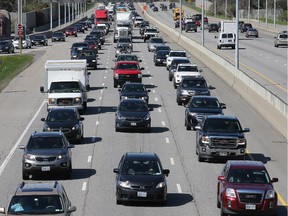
[217,160,278,216]
[65,27,77,37]
[112,61,144,88]
[195,17,208,27]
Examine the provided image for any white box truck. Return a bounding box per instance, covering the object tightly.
[217,21,237,49]
[40,60,91,111]
[220,21,237,34]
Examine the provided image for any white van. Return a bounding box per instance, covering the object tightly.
[217,32,235,49]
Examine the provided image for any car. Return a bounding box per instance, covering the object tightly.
[19,131,74,180]
[12,35,32,49]
[78,21,89,31]
[0,181,76,215]
[134,16,144,27]
[70,42,89,59]
[118,36,133,50]
[147,37,165,52]
[143,27,159,42]
[166,50,189,70]
[217,32,236,49]
[217,161,278,216]
[240,23,252,33]
[176,76,211,105]
[168,57,191,81]
[185,22,197,32]
[173,63,202,88]
[89,30,105,45]
[152,6,159,12]
[85,35,102,49]
[245,28,259,38]
[115,43,132,58]
[153,45,171,53]
[75,23,85,33]
[76,48,98,69]
[274,33,287,47]
[119,82,150,104]
[114,54,142,63]
[115,99,152,132]
[0,40,14,53]
[31,35,48,46]
[85,40,99,53]
[51,31,66,42]
[113,152,170,205]
[139,22,150,36]
[184,96,226,130]
[65,27,77,37]
[112,61,144,88]
[96,23,108,35]
[153,50,170,66]
[41,108,84,143]
[195,115,250,162]
[208,23,219,32]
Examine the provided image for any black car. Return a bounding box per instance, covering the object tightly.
[76,48,98,69]
[115,54,142,62]
[41,108,84,143]
[19,131,74,179]
[85,35,102,49]
[51,31,66,42]
[153,50,170,66]
[115,99,152,132]
[184,96,226,130]
[70,42,89,58]
[154,45,170,53]
[31,35,48,46]
[75,23,85,33]
[208,23,219,32]
[0,40,14,53]
[241,23,252,33]
[176,76,211,105]
[119,83,150,104]
[113,152,170,205]
[89,30,105,45]
[169,58,191,81]
[185,22,197,32]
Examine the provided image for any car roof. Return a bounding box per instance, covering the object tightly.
[15,181,63,196]
[191,95,218,100]
[227,160,265,169]
[177,63,197,67]
[31,131,64,138]
[172,57,190,61]
[116,61,139,64]
[49,107,78,113]
[124,152,159,160]
[205,115,238,120]
[170,50,186,53]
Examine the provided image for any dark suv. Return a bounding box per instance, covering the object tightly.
[118,82,150,104]
[217,160,278,216]
[19,131,74,180]
[0,181,76,215]
[195,115,250,162]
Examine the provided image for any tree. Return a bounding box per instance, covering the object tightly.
[0,0,17,12]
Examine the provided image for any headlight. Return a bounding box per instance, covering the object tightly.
[57,154,67,159]
[156,181,166,188]
[48,98,57,105]
[118,180,131,188]
[117,113,125,120]
[189,112,196,116]
[141,96,148,100]
[143,113,150,121]
[265,190,275,199]
[92,60,96,62]
[5,46,8,49]
[181,89,189,95]
[24,154,36,160]
[201,136,210,144]
[72,124,80,131]
[226,188,236,198]
[121,96,128,100]
[74,97,81,104]
[41,40,44,42]
[237,138,246,145]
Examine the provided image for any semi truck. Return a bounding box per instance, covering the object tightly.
[95,9,108,25]
[40,60,91,112]
[173,8,184,21]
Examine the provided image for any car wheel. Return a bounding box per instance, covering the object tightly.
[22,170,29,180]
[177,97,182,105]
[198,154,204,162]
[94,65,97,70]
[217,197,221,208]
[83,102,87,110]
[220,208,228,216]
[12,49,15,53]
[169,75,172,81]
[186,124,191,130]
[196,146,199,155]
[64,165,72,179]
[173,82,177,89]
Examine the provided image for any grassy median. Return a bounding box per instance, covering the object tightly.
[0,54,34,92]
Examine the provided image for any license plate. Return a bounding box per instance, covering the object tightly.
[219,152,227,156]
[131,122,137,126]
[245,204,256,210]
[41,166,50,171]
[137,192,147,197]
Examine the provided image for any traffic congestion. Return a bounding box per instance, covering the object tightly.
[0,1,287,216]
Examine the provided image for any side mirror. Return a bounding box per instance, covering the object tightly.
[111,67,114,70]
[271,177,278,183]
[41,118,45,122]
[113,168,120,173]
[140,67,145,70]
[118,89,121,92]
[68,144,75,148]
[138,59,142,62]
[40,86,45,93]
[218,176,225,181]
[148,107,153,111]
[87,72,91,75]
[147,89,151,92]
[79,117,85,121]
[194,126,201,131]
[199,69,203,72]
[19,145,25,150]
[163,169,170,176]
[242,128,250,133]
[68,206,77,213]
[220,103,226,109]
[215,35,218,39]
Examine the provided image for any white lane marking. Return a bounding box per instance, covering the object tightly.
[100,89,103,94]
[147,71,150,74]
[161,121,165,126]
[99,97,102,101]
[102,83,105,86]
[152,90,155,93]
[96,121,99,126]
[158,108,162,112]
[165,137,170,143]
[82,182,87,191]
[87,156,92,163]
[176,184,182,193]
[149,76,152,79]
[170,157,175,165]
[155,97,158,101]
[105,71,107,73]
[0,100,46,177]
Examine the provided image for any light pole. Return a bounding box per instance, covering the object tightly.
[235,0,239,69]
[258,0,260,23]
[201,0,204,46]
[225,0,227,19]
[248,0,250,22]
[180,0,182,34]
[273,0,276,27]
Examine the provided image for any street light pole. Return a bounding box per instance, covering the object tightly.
[235,0,239,69]
[180,0,182,34]
[273,0,276,27]
[225,0,227,19]
[258,0,260,23]
[248,0,250,22]
[201,0,204,46]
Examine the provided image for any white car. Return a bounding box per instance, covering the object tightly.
[12,35,32,49]
[134,16,144,27]
[173,63,202,89]
[217,32,235,49]
[165,50,189,70]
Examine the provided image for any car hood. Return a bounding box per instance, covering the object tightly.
[175,72,201,76]
[205,131,245,138]
[226,182,274,191]
[188,107,223,114]
[45,121,78,129]
[118,111,148,119]
[26,148,67,156]
[181,87,209,91]
[119,174,165,186]
[149,43,165,47]
[120,92,147,98]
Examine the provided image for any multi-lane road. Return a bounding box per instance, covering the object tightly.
[0,3,287,216]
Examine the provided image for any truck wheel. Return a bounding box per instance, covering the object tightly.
[217,197,221,208]
[186,124,191,130]
[177,97,182,105]
[232,45,235,49]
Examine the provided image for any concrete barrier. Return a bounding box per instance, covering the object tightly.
[139,3,287,138]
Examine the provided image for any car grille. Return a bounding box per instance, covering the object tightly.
[210,137,237,148]
[57,98,74,106]
[237,191,264,204]
[125,117,143,122]
[35,156,56,162]
[49,128,71,134]
[195,113,216,123]
[131,185,153,190]
[118,74,139,82]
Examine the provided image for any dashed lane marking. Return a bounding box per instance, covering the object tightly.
[87,156,92,163]
[170,157,175,165]
[165,137,170,143]
[176,184,182,193]
[82,182,87,191]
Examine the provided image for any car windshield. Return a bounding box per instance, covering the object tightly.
[204,119,242,133]
[279,34,287,39]
[116,63,138,70]
[227,169,270,184]
[157,50,170,57]
[118,38,131,43]
[170,52,186,57]
[122,160,161,175]
[150,38,164,43]
[122,85,145,93]
[146,29,158,33]
[172,59,190,66]
[50,81,81,93]
[53,33,63,36]
[178,65,198,72]
[8,195,64,214]
[119,101,148,112]
[117,44,130,49]
[0,41,9,45]
[182,79,207,88]
[34,35,45,39]
[189,98,220,108]
[47,110,77,122]
[27,137,65,149]
[72,43,87,48]
[79,51,96,57]
[117,55,138,61]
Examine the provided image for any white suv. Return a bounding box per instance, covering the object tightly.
[165,50,190,70]
[173,63,202,89]
[217,32,235,49]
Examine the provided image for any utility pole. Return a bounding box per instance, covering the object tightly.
[235,0,239,69]
[201,0,204,46]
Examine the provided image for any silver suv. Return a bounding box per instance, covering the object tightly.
[0,181,76,215]
[20,131,74,180]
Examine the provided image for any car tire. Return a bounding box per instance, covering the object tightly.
[22,170,29,180]
[173,82,177,89]
[94,65,97,70]
[64,164,72,179]
[198,154,204,162]
[196,146,199,155]
[232,45,235,49]
[186,124,191,130]
[177,97,182,105]
[220,208,228,216]
[83,102,87,110]
[169,75,172,81]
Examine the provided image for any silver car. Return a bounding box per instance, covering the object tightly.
[147,37,166,52]
[12,35,32,49]
[274,33,287,47]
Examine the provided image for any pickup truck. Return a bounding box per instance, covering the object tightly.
[165,50,189,70]
[195,115,250,162]
[173,63,202,88]
[143,27,159,42]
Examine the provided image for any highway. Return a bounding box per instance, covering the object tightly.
[0,4,287,216]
